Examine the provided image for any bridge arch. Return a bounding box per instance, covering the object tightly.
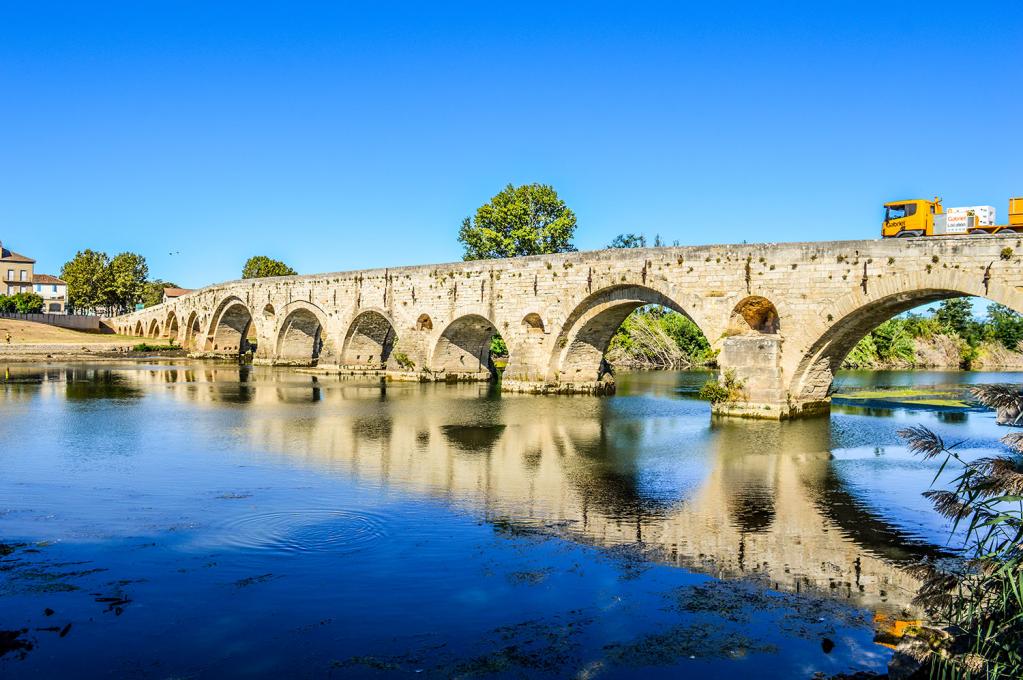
[431,313,501,379]
[549,284,705,385]
[341,309,397,368]
[728,296,780,334]
[204,297,254,355]
[164,311,179,341]
[134,320,144,336]
[276,302,332,366]
[147,319,162,339]
[788,272,1023,406]
[183,311,202,349]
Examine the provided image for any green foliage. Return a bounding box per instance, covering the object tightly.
[61,249,111,315]
[607,233,647,249]
[242,256,297,279]
[142,279,178,308]
[844,299,1023,369]
[987,304,1023,351]
[12,292,44,314]
[131,342,178,352]
[607,307,711,369]
[698,369,745,404]
[458,183,577,260]
[0,293,44,314]
[60,249,150,314]
[936,298,978,340]
[899,421,1023,678]
[490,335,508,357]
[107,252,149,314]
[393,352,415,370]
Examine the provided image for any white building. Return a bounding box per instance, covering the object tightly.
[33,274,67,314]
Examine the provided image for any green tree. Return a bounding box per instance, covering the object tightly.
[935,298,975,337]
[0,295,16,313]
[458,183,577,260]
[107,252,149,313]
[142,279,179,308]
[987,303,1023,351]
[11,292,44,314]
[607,233,646,249]
[242,256,297,279]
[61,249,111,315]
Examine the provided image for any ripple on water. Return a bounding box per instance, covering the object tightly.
[218,509,388,555]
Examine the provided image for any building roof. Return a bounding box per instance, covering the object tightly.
[163,287,194,298]
[0,245,35,263]
[33,273,66,285]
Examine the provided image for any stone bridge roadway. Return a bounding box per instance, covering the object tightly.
[112,236,1023,418]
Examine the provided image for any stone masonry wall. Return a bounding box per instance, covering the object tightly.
[111,236,1023,418]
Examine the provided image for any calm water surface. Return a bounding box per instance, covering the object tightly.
[1,363,1020,678]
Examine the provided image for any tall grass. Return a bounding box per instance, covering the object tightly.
[898,385,1023,678]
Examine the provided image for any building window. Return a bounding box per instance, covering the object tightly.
[53,284,58,293]
[6,270,12,281]
[35,284,41,292]
[20,270,26,281]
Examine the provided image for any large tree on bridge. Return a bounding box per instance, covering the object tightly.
[458,183,577,260]
[242,256,297,279]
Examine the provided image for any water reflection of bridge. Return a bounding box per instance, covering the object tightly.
[9,364,940,613]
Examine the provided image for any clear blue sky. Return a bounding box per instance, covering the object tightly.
[1,2,1020,288]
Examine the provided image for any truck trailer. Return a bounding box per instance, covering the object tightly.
[882,197,1023,237]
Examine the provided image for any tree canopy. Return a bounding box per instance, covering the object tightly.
[607,233,647,249]
[60,250,150,315]
[242,256,297,279]
[108,252,149,313]
[458,183,577,260]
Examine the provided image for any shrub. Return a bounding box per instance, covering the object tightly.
[698,369,745,404]
[12,292,44,314]
[393,352,415,370]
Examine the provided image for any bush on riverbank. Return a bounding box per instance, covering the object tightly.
[606,307,712,369]
[844,301,1023,370]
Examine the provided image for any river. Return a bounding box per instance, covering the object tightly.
[1,363,1020,678]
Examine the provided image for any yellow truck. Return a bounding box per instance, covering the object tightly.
[882,197,1023,237]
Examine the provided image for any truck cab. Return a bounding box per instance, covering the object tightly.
[882,198,942,237]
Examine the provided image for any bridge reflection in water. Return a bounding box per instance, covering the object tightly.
[16,364,943,621]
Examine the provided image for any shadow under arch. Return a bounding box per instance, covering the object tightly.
[549,284,705,384]
[276,303,332,366]
[728,295,780,334]
[790,276,1023,404]
[183,310,202,350]
[431,313,501,379]
[341,309,397,368]
[164,311,179,341]
[204,296,254,355]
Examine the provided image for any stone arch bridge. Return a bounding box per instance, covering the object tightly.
[112,236,1023,418]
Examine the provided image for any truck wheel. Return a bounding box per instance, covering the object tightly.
[896,230,921,238]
